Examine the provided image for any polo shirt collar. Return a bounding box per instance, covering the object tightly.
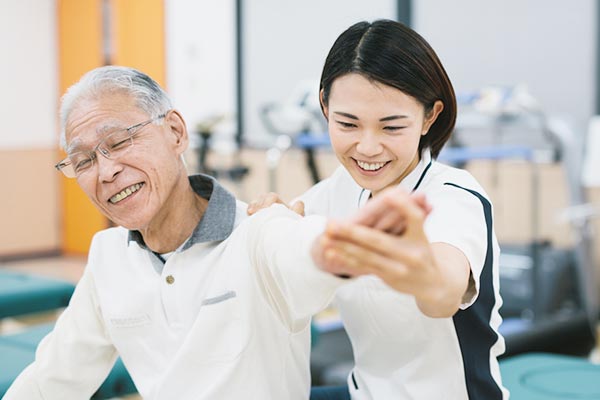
[398,148,433,193]
[127,174,237,250]
[358,148,433,208]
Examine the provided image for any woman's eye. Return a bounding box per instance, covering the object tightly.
[336,120,357,129]
[383,126,404,132]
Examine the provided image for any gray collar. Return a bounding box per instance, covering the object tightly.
[128,174,237,250]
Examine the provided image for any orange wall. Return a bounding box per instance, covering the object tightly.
[58,0,165,254]
[58,0,107,255]
[111,0,166,87]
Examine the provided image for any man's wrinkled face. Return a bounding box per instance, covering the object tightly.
[65,92,184,231]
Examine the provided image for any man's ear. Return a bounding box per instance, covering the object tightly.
[319,89,329,121]
[165,110,189,154]
[422,100,444,135]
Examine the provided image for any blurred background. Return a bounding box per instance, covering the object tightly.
[2,0,600,398]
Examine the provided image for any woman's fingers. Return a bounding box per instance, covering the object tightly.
[318,228,434,295]
[247,192,288,215]
[323,222,428,262]
[318,235,428,291]
[323,237,403,274]
[330,205,427,250]
[411,192,432,215]
[291,200,305,216]
[350,187,427,234]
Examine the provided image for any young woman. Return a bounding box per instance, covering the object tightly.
[249,19,507,400]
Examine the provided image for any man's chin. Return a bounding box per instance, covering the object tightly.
[107,217,142,231]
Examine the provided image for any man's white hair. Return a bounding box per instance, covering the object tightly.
[59,65,172,149]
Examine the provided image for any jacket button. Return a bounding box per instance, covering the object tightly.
[166,275,175,284]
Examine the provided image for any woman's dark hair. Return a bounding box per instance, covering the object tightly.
[319,19,457,159]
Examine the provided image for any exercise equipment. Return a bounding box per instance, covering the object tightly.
[452,88,598,357]
[192,114,251,200]
[195,115,250,182]
[0,323,136,399]
[259,79,329,190]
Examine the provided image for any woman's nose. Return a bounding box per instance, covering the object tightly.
[355,132,383,157]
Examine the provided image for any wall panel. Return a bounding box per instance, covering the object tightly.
[58,0,108,255]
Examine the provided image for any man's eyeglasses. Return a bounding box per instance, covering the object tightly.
[55,113,167,178]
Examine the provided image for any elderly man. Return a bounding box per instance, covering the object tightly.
[4,66,415,400]
[5,65,345,399]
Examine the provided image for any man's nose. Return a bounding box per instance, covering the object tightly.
[96,152,123,182]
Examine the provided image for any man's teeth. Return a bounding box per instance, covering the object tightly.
[110,183,143,204]
[356,160,387,171]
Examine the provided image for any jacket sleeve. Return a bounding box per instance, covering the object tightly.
[3,269,117,400]
[247,205,346,332]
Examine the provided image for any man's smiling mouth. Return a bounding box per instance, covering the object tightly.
[109,183,144,204]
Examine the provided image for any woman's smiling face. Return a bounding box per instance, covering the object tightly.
[323,73,441,196]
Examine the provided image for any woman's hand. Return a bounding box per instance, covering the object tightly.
[349,190,432,234]
[247,192,305,216]
[311,187,470,318]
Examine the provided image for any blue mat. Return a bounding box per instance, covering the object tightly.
[0,270,75,318]
[500,352,600,399]
[0,323,137,399]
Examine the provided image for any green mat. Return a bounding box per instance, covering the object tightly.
[500,352,600,399]
[0,270,75,318]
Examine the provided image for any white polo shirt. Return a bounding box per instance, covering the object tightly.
[299,150,508,400]
[5,175,344,400]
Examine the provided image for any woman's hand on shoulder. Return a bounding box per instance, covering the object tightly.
[247,192,305,216]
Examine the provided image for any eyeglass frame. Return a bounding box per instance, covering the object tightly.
[55,112,168,178]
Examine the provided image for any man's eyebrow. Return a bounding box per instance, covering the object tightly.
[66,123,122,153]
[66,138,84,154]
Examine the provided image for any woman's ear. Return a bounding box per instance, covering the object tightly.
[165,110,189,154]
[422,100,444,135]
[319,89,329,121]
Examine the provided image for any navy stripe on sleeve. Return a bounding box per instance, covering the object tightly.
[444,182,503,400]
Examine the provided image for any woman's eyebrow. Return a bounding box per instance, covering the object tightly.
[333,111,409,122]
[379,115,409,122]
[333,111,359,120]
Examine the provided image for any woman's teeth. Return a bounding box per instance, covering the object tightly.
[356,160,386,171]
[110,183,143,204]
